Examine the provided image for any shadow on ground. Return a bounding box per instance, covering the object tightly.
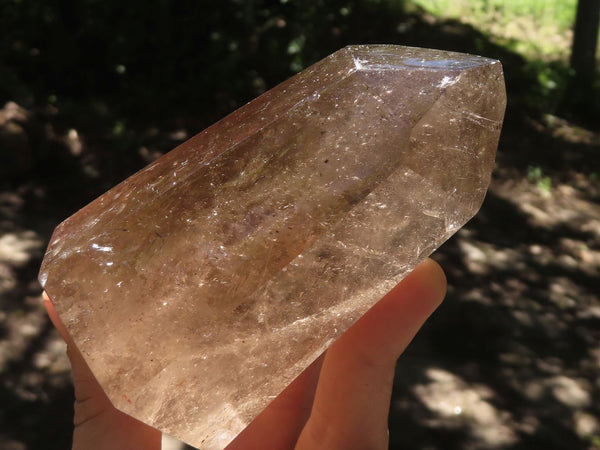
[1,1,598,449]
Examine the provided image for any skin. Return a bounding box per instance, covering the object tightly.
[44,258,446,450]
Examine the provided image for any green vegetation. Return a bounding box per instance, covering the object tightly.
[411,0,579,60]
[410,0,599,116]
[527,165,553,192]
[1,0,596,122]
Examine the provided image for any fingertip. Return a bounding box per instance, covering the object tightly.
[42,291,55,318]
[412,258,447,306]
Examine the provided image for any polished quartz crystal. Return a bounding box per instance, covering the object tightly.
[39,45,506,448]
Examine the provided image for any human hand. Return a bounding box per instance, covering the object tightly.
[44,258,446,449]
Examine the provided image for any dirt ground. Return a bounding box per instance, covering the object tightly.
[2,92,599,450]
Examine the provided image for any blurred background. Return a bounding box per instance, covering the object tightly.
[1,0,599,449]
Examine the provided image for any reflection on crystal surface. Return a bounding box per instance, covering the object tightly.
[39,45,506,449]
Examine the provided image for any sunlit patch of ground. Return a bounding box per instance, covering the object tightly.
[413,367,518,447]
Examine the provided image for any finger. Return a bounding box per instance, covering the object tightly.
[296,258,446,450]
[43,292,108,405]
[43,292,162,450]
[43,291,71,343]
[227,354,324,449]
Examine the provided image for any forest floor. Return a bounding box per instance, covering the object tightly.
[1,88,599,450]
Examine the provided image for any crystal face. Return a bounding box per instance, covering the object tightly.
[39,45,506,448]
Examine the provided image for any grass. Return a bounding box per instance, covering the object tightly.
[407,0,600,114]
[527,165,553,193]
[409,0,578,61]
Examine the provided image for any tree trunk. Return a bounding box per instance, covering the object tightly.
[570,0,600,88]
[561,0,600,119]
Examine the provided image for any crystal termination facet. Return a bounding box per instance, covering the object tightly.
[39,45,506,449]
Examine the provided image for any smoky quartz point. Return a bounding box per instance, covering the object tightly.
[39,45,505,448]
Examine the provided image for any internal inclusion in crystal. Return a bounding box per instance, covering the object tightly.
[39,45,506,449]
